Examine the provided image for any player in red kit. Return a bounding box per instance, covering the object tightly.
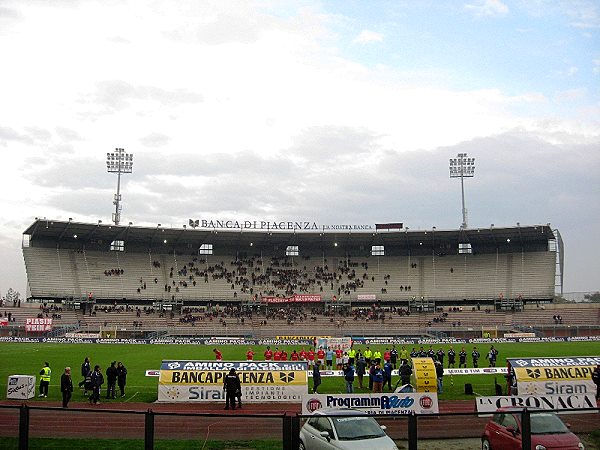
[274,348,282,361]
[307,349,315,367]
[246,348,254,361]
[291,350,299,361]
[213,348,223,361]
[317,347,325,366]
[384,349,391,363]
[335,348,343,369]
[264,346,273,361]
[299,347,307,361]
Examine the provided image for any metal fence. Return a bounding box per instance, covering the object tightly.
[0,404,598,450]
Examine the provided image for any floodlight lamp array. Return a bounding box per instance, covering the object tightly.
[106,148,134,173]
[449,153,475,178]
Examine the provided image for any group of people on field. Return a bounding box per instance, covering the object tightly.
[218,343,499,369]
[37,357,127,408]
[218,342,500,396]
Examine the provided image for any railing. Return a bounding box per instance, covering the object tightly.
[46,323,80,338]
[1,404,597,450]
[427,329,448,338]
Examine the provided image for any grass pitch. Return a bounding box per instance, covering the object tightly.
[0,341,598,403]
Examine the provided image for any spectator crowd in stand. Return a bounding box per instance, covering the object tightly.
[150,254,418,301]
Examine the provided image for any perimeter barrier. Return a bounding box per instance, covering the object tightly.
[0,404,598,449]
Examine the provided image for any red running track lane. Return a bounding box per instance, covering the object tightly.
[0,399,597,441]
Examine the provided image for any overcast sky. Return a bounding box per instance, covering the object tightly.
[0,0,598,297]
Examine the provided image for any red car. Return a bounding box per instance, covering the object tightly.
[481,407,585,450]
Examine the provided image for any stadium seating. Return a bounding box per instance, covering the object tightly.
[23,248,555,303]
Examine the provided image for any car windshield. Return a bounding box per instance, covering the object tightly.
[530,413,569,435]
[332,416,386,440]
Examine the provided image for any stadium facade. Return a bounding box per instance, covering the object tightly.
[22,219,562,311]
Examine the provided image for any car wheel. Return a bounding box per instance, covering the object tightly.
[298,440,306,450]
[481,438,492,450]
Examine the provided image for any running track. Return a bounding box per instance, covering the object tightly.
[0,399,597,442]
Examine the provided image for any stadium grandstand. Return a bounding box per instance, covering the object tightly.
[11,218,599,340]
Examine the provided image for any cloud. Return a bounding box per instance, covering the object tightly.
[288,126,381,161]
[593,59,600,74]
[564,0,600,28]
[465,0,509,17]
[25,127,52,141]
[55,127,83,142]
[353,30,383,44]
[163,4,267,45]
[518,0,600,29]
[566,66,578,77]
[0,6,22,20]
[140,133,171,148]
[87,80,204,112]
[0,126,35,146]
[554,88,587,103]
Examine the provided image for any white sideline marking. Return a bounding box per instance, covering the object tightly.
[125,392,138,402]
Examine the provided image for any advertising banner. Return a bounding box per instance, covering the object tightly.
[25,318,52,332]
[514,366,594,382]
[475,394,597,413]
[261,294,321,303]
[6,375,36,400]
[508,356,599,396]
[412,358,437,392]
[158,360,308,403]
[503,333,536,338]
[516,380,597,396]
[508,357,600,368]
[316,337,352,352]
[3,336,597,345]
[302,393,439,415]
[445,367,506,375]
[276,335,321,340]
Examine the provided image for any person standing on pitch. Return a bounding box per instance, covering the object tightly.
[435,360,444,394]
[383,359,393,391]
[60,367,73,408]
[592,364,600,400]
[117,361,128,397]
[312,361,322,393]
[399,360,412,386]
[79,356,91,395]
[472,347,481,368]
[356,353,366,389]
[223,368,241,410]
[459,347,467,368]
[447,347,456,368]
[106,361,118,399]
[89,365,104,404]
[343,363,355,393]
[390,346,398,369]
[39,362,51,397]
[372,361,384,393]
[213,348,223,361]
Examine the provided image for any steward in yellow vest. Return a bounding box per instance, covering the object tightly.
[363,347,373,364]
[39,362,51,397]
[347,348,356,364]
[373,350,382,363]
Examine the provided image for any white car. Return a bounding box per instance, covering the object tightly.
[299,409,400,450]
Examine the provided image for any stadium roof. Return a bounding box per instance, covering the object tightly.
[23,219,556,250]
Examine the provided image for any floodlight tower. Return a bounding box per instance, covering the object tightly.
[106,148,134,226]
[449,152,475,229]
